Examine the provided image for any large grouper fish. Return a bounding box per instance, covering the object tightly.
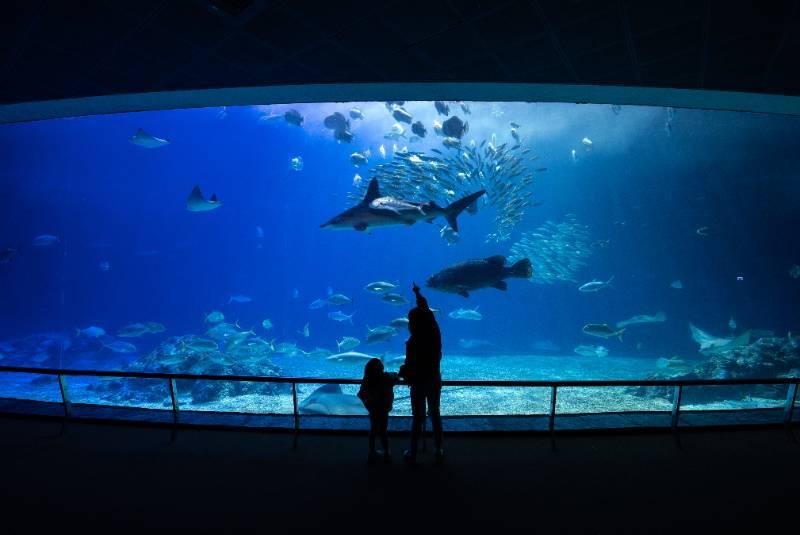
[321,178,485,232]
[426,255,533,297]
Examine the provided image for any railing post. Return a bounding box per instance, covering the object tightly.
[292,382,299,432]
[57,374,71,418]
[168,378,179,425]
[671,385,683,429]
[784,383,798,424]
[549,386,557,432]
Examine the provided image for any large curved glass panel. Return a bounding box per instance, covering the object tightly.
[1,100,798,427]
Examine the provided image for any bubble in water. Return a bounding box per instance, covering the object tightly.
[290,156,303,171]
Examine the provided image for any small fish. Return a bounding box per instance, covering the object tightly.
[290,156,304,171]
[578,276,614,293]
[205,311,225,323]
[439,224,460,246]
[382,293,408,306]
[284,109,304,126]
[582,324,624,342]
[349,107,364,120]
[128,128,169,148]
[117,322,151,338]
[581,137,593,150]
[292,288,300,299]
[571,149,577,161]
[144,321,165,333]
[379,144,386,159]
[392,106,413,124]
[389,317,409,329]
[103,340,137,353]
[616,312,666,329]
[227,294,252,304]
[327,293,352,305]
[261,319,273,330]
[364,281,397,294]
[411,121,426,138]
[328,310,355,324]
[336,336,360,351]
[32,234,59,247]
[729,317,737,330]
[352,173,362,186]
[298,322,310,338]
[591,240,610,248]
[309,298,328,310]
[76,326,105,338]
[366,325,397,344]
[350,152,368,167]
[574,345,608,357]
[670,280,683,289]
[696,226,711,236]
[255,226,264,239]
[434,101,450,116]
[448,307,482,321]
[98,260,110,272]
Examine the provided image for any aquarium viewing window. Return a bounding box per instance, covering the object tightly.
[1,90,799,431]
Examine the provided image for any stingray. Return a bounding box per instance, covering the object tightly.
[186,185,222,212]
[129,128,169,148]
[298,384,367,415]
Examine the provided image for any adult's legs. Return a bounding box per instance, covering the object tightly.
[427,379,443,450]
[377,411,390,453]
[409,385,426,458]
[368,411,379,452]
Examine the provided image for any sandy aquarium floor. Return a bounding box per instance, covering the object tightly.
[0,354,790,416]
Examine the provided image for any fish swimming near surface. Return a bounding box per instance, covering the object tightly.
[298,384,367,415]
[573,345,609,357]
[321,178,485,233]
[283,109,304,126]
[689,323,751,355]
[186,185,221,212]
[616,312,666,329]
[128,128,169,148]
[582,324,625,342]
[448,307,482,321]
[578,277,614,292]
[426,255,532,297]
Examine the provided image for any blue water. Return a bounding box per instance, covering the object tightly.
[1,101,799,392]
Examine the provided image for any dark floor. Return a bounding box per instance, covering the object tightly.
[0,415,798,533]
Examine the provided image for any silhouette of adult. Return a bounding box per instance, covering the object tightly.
[399,282,443,463]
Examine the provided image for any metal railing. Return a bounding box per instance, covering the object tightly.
[0,365,797,431]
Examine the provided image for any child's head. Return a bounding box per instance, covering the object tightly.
[364,357,384,379]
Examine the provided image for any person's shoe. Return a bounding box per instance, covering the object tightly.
[434,448,445,464]
[403,450,416,464]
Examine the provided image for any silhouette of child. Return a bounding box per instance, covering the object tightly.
[358,358,398,463]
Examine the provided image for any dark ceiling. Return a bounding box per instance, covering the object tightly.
[2,0,799,106]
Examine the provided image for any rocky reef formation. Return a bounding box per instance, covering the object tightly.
[629,336,800,403]
[87,335,286,406]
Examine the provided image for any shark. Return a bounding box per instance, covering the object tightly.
[186,185,221,212]
[298,384,367,415]
[321,178,486,233]
[689,323,751,355]
[129,128,169,148]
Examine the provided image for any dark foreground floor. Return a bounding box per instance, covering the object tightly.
[0,416,798,533]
